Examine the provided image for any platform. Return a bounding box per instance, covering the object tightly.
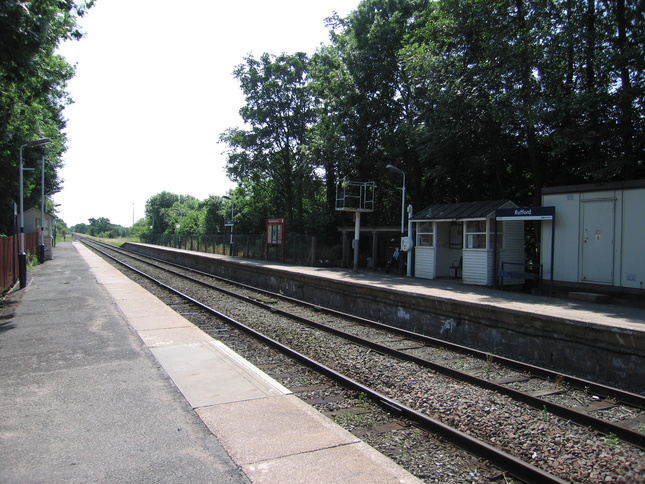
[0,242,422,484]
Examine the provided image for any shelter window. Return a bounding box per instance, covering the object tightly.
[465,220,486,249]
[416,222,434,247]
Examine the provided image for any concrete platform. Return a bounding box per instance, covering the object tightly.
[569,291,613,304]
[0,242,421,484]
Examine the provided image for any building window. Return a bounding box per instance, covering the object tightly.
[416,222,434,247]
[465,220,486,249]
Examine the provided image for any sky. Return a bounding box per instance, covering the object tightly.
[55,0,361,228]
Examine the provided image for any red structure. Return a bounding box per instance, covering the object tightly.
[266,218,286,263]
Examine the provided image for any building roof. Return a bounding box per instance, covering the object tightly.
[24,207,55,219]
[542,178,645,195]
[411,200,516,222]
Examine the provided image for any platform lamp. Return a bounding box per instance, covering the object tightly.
[386,164,410,275]
[19,138,52,288]
[222,196,234,256]
[38,155,46,263]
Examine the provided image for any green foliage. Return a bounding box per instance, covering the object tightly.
[220,52,320,234]
[71,217,129,238]
[219,0,644,239]
[140,191,235,237]
[400,0,645,205]
[6,0,643,245]
[0,0,95,235]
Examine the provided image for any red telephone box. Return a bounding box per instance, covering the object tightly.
[266,218,286,262]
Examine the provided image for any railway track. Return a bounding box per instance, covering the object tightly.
[79,237,645,483]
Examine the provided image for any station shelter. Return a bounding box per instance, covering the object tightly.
[337,225,403,270]
[23,207,55,261]
[410,200,524,285]
[540,179,645,294]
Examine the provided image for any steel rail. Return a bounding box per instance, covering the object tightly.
[82,238,568,484]
[87,239,645,450]
[118,241,645,409]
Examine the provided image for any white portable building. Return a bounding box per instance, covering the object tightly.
[541,179,645,293]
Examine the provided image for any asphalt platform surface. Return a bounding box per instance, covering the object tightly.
[0,242,422,484]
[0,242,248,484]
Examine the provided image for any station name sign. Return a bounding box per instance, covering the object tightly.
[495,206,555,221]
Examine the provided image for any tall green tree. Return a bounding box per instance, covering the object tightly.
[0,0,95,234]
[87,217,112,236]
[402,0,644,207]
[220,52,318,233]
[145,191,180,234]
[220,0,643,240]
[320,0,430,224]
[144,192,204,235]
[201,195,230,235]
[307,45,354,222]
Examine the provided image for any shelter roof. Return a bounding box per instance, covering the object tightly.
[24,207,55,219]
[411,200,516,222]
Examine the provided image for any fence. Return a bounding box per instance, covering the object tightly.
[0,232,39,293]
[139,233,344,267]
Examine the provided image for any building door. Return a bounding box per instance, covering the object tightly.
[581,199,615,284]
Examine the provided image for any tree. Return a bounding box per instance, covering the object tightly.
[201,195,229,235]
[0,0,95,234]
[219,0,643,241]
[168,196,201,236]
[401,0,645,208]
[220,52,318,233]
[87,217,112,236]
[145,191,180,234]
[318,0,430,224]
[70,222,88,234]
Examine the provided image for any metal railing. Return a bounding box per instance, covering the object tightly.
[139,233,344,267]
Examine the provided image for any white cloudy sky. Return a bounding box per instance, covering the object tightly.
[55,0,361,227]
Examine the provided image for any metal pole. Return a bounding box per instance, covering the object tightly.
[400,173,406,234]
[18,145,26,287]
[39,156,45,263]
[229,201,234,256]
[18,138,51,287]
[399,175,406,275]
[407,204,413,277]
[353,211,361,272]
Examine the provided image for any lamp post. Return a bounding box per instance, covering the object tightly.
[38,156,46,263]
[386,164,410,275]
[19,138,52,288]
[222,196,234,256]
